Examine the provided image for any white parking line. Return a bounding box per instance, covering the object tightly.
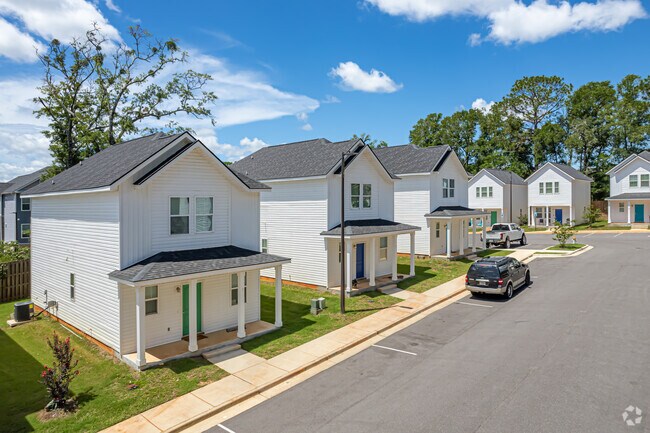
[614,233,624,237]
[218,424,237,433]
[456,301,494,308]
[583,233,594,237]
[372,344,417,356]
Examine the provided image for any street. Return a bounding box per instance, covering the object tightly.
[208,233,650,433]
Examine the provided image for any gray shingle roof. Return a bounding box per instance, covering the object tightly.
[109,245,290,283]
[606,192,650,200]
[0,183,11,194]
[2,167,48,194]
[639,150,650,162]
[547,163,592,181]
[320,219,420,236]
[479,168,527,185]
[231,138,360,181]
[426,206,490,218]
[373,144,451,175]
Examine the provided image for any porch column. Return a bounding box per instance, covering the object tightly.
[237,271,246,338]
[446,223,452,258]
[409,232,415,277]
[391,235,398,280]
[274,265,282,327]
[188,279,198,352]
[569,206,574,225]
[345,238,352,293]
[369,237,376,287]
[607,202,612,223]
[546,206,550,227]
[481,218,487,249]
[472,219,477,253]
[459,219,464,256]
[627,201,631,224]
[531,207,535,228]
[135,286,146,367]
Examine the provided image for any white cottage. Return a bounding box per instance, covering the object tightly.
[525,162,592,227]
[232,138,419,294]
[25,132,289,370]
[468,169,528,226]
[374,144,489,258]
[606,150,650,224]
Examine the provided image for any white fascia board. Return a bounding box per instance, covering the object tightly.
[22,185,114,199]
[606,155,641,175]
[469,169,505,187]
[260,175,328,183]
[320,227,421,240]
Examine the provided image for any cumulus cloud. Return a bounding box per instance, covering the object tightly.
[200,135,269,163]
[330,61,403,93]
[472,98,495,113]
[104,0,121,13]
[322,94,341,104]
[301,123,313,131]
[365,0,647,44]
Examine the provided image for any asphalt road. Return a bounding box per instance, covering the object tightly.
[209,233,650,433]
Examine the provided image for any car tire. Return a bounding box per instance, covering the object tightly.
[520,235,527,246]
[525,271,530,286]
[505,283,513,299]
[505,238,511,249]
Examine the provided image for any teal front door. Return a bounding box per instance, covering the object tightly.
[634,204,645,223]
[490,211,497,226]
[182,283,202,336]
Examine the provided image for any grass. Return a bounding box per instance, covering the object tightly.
[548,243,586,251]
[534,251,565,255]
[242,283,399,359]
[477,249,513,257]
[0,301,228,433]
[520,225,550,232]
[573,219,631,230]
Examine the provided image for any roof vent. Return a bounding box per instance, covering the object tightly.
[51,180,55,184]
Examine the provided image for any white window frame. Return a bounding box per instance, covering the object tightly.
[630,175,638,188]
[449,179,455,198]
[641,174,649,188]
[195,196,214,234]
[20,223,30,239]
[435,222,440,238]
[70,273,75,300]
[262,238,268,253]
[231,273,247,306]
[170,196,190,235]
[545,182,553,194]
[619,202,625,213]
[145,286,158,315]
[20,197,31,211]
[351,183,360,209]
[379,236,388,261]
[554,182,559,194]
[362,184,372,208]
[488,186,493,198]
[443,179,449,198]
[475,187,480,198]
[539,182,544,194]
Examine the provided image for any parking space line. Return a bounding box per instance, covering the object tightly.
[583,233,594,237]
[218,424,237,433]
[456,301,494,308]
[614,233,624,237]
[372,344,417,356]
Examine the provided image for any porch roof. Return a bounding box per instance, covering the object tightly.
[109,245,290,285]
[606,192,650,201]
[425,206,490,219]
[320,218,420,238]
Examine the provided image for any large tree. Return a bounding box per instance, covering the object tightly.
[351,133,388,148]
[409,112,444,148]
[612,74,650,161]
[34,25,217,177]
[438,109,482,173]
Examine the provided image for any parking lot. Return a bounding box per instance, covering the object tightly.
[210,233,650,433]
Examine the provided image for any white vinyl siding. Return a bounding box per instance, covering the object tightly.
[609,157,650,197]
[394,175,430,255]
[528,166,574,208]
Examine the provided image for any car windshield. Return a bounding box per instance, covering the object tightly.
[468,263,500,279]
[491,224,510,231]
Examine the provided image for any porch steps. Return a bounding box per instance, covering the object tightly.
[202,344,241,361]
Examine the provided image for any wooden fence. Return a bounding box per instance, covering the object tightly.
[0,259,30,303]
[591,200,608,214]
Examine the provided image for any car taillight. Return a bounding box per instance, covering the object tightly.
[500,233,504,239]
[498,278,503,286]
[465,275,469,284]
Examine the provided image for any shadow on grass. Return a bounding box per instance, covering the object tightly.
[396,260,472,292]
[345,291,392,313]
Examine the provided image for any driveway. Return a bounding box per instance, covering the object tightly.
[207,233,649,433]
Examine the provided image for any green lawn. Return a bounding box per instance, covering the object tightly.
[520,225,550,232]
[242,283,399,359]
[477,249,513,257]
[0,301,227,433]
[548,243,586,251]
[573,219,631,230]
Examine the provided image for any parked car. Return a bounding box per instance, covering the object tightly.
[465,257,530,299]
[485,223,526,248]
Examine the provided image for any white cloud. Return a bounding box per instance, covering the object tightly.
[322,94,341,104]
[0,18,44,62]
[472,98,495,113]
[296,112,309,122]
[467,33,482,46]
[301,123,313,131]
[105,0,121,13]
[329,61,403,93]
[366,0,646,44]
[200,135,269,162]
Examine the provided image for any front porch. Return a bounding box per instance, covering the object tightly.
[328,273,410,297]
[426,206,491,259]
[529,205,573,227]
[606,194,650,224]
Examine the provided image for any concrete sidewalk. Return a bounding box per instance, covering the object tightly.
[104,249,541,433]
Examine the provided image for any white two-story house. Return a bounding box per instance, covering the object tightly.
[525,162,592,227]
[25,132,289,370]
[606,150,650,224]
[374,144,488,258]
[232,138,419,294]
[468,169,528,226]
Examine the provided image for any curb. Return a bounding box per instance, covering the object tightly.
[164,285,468,433]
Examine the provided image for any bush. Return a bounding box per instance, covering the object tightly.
[518,214,528,226]
[552,221,577,247]
[41,333,79,411]
[583,205,602,228]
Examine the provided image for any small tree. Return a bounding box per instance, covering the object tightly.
[583,205,602,228]
[518,214,528,226]
[41,333,79,411]
[552,221,577,247]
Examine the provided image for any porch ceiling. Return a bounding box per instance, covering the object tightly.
[320,218,420,238]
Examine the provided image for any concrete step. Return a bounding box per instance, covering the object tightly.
[202,344,241,361]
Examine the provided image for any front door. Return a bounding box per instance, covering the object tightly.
[182,283,202,336]
[490,211,498,226]
[555,208,563,223]
[635,204,645,223]
[356,243,365,279]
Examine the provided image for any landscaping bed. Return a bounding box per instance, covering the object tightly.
[573,220,631,230]
[548,243,586,251]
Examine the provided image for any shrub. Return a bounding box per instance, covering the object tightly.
[41,333,79,411]
[518,214,528,226]
[552,221,577,247]
[583,205,602,228]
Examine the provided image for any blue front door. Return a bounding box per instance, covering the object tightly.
[555,209,563,223]
[356,243,365,279]
[635,204,645,223]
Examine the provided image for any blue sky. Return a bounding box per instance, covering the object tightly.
[0,0,648,180]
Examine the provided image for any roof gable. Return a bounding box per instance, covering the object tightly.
[2,167,48,194]
[607,151,650,175]
[335,145,398,181]
[526,162,592,183]
[374,144,450,175]
[471,168,526,186]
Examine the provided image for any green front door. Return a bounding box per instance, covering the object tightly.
[634,204,645,223]
[490,211,498,226]
[182,283,202,336]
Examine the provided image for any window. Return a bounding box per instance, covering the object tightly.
[443,179,449,198]
[145,286,158,315]
[641,174,649,187]
[481,187,487,198]
[539,182,544,194]
[379,237,388,261]
[351,183,360,208]
[231,273,247,306]
[70,273,75,299]
[488,186,493,198]
[20,224,30,239]
[338,242,342,263]
[449,179,455,198]
[170,197,190,235]
[262,239,268,253]
[545,182,553,194]
[630,175,638,188]
[21,197,31,211]
[554,182,559,194]
[619,202,625,213]
[362,184,372,208]
[435,222,440,238]
[476,187,480,198]
[195,197,213,233]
